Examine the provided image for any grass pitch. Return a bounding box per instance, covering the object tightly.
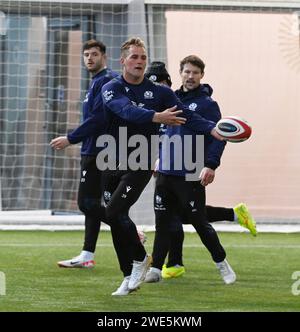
[0,231,299,312]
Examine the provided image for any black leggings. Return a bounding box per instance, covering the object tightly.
[77,156,106,253]
[167,206,234,267]
[152,173,226,270]
[102,169,153,277]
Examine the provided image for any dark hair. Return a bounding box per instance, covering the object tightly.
[180,55,205,73]
[145,61,172,87]
[83,39,106,54]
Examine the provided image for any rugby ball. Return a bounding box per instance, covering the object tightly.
[216,116,252,143]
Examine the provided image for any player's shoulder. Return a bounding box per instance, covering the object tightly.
[101,75,122,90]
[104,69,119,80]
[94,70,115,85]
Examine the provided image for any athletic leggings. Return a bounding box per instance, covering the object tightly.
[102,169,153,277]
[152,173,226,270]
[77,155,106,253]
[167,206,234,267]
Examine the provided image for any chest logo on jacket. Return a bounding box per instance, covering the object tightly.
[144,91,154,99]
[188,103,197,111]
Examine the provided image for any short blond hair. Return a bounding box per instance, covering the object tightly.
[121,37,146,57]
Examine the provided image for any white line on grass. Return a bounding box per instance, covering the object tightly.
[0,244,300,248]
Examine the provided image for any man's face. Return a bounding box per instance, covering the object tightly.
[83,47,106,74]
[180,62,204,91]
[121,45,147,80]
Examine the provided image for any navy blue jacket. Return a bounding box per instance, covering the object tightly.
[67,68,118,155]
[101,75,216,167]
[158,84,226,176]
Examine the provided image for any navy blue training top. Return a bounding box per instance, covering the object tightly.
[101,75,216,169]
[67,68,118,156]
[158,84,226,177]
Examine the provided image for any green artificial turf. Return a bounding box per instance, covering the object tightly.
[0,231,299,312]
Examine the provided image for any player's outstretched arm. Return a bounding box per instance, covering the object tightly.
[152,105,186,126]
[199,167,215,186]
[210,128,225,141]
[50,136,71,150]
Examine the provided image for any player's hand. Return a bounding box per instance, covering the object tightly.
[199,167,215,186]
[152,158,159,177]
[152,105,186,126]
[50,136,70,150]
[210,128,225,141]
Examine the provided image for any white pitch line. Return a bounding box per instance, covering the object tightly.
[0,243,299,248]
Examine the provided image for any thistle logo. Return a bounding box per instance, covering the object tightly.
[0,271,6,296]
[155,195,162,205]
[103,191,111,201]
[144,91,154,99]
[154,195,166,210]
[149,75,157,82]
[189,103,197,111]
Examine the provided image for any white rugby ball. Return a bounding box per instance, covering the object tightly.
[216,116,252,143]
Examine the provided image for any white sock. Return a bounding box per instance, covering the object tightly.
[80,250,94,261]
[150,267,161,274]
[216,260,225,267]
[233,212,238,222]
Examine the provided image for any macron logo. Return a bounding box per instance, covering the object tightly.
[126,186,132,193]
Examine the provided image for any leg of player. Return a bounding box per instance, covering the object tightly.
[177,177,236,285]
[206,204,257,236]
[145,175,175,283]
[147,174,236,285]
[103,170,152,296]
[161,217,186,279]
[57,156,104,269]
[162,203,256,279]
[233,203,257,236]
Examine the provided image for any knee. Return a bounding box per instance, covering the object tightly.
[193,220,214,233]
[169,216,183,232]
[78,198,101,215]
[105,205,117,224]
[105,206,130,226]
[109,215,134,234]
[155,218,170,233]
